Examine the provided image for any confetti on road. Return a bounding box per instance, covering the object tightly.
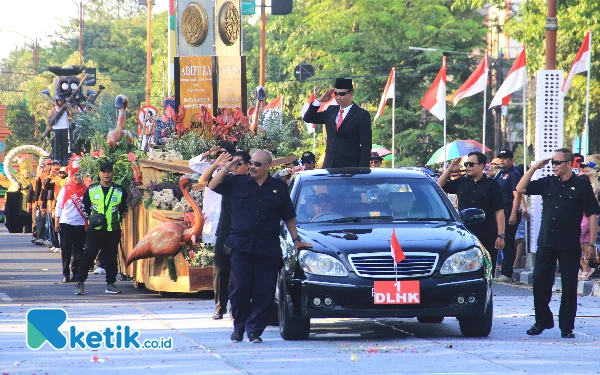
[350,354,359,361]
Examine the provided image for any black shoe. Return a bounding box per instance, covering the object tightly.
[247,333,263,343]
[231,330,243,343]
[561,330,575,338]
[526,323,553,336]
[62,277,70,283]
[212,311,224,320]
[70,276,78,282]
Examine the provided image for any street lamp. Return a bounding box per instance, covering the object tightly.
[71,0,95,66]
[0,30,40,74]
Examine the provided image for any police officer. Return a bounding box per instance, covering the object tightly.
[438,151,506,268]
[493,150,526,282]
[74,161,128,295]
[209,150,312,343]
[517,148,598,339]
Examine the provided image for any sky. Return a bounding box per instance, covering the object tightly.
[0,0,169,61]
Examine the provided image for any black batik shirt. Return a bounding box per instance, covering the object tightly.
[212,174,296,257]
[525,174,599,250]
[442,175,504,242]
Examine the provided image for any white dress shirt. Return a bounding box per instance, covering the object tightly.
[189,154,221,244]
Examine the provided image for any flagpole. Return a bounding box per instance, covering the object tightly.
[392,67,396,169]
[483,52,488,153]
[584,30,592,156]
[312,130,316,154]
[443,116,447,171]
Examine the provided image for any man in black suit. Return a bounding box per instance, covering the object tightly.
[303,78,372,168]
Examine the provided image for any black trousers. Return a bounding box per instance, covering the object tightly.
[501,208,521,278]
[77,229,121,285]
[213,237,231,314]
[59,223,85,278]
[52,128,69,165]
[480,237,498,274]
[532,246,580,331]
[229,249,281,336]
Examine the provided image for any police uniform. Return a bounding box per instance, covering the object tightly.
[494,165,522,278]
[76,183,128,285]
[525,174,599,332]
[212,174,296,338]
[442,174,505,267]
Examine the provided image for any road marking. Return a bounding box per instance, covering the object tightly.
[0,293,13,302]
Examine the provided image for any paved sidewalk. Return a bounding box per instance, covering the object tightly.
[509,268,600,296]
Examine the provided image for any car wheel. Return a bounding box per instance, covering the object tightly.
[458,295,493,337]
[417,316,444,323]
[278,276,310,340]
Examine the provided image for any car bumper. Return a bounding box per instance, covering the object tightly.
[293,273,491,319]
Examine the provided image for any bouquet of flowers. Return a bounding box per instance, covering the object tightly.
[181,242,215,267]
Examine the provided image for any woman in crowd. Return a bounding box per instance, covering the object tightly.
[54,161,88,283]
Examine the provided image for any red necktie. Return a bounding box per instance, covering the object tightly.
[337,108,344,130]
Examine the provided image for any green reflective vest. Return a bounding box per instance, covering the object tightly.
[88,183,124,231]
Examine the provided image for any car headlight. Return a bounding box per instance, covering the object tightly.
[440,248,483,274]
[298,250,348,277]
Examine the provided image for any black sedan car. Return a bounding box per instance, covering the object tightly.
[277,168,492,340]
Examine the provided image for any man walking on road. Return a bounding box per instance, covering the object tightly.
[494,150,528,282]
[438,152,505,269]
[518,148,598,339]
[74,161,128,295]
[302,78,372,168]
[209,150,311,343]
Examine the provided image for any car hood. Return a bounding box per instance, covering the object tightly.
[297,222,478,257]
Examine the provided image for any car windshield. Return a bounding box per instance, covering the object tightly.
[295,177,453,223]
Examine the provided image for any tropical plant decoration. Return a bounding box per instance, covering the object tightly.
[181,242,215,267]
[163,132,216,159]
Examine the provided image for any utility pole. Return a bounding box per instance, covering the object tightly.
[259,0,266,86]
[145,0,152,105]
[545,0,557,69]
[494,50,503,153]
[79,1,83,65]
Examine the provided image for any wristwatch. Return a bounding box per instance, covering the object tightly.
[293,237,301,243]
[588,242,597,249]
[497,234,505,239]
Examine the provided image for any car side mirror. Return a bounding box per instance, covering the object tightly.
[459,208,485,225]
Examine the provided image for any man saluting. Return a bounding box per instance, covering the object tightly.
[303,78,372,168]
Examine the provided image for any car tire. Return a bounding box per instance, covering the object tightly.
[417,316,444,323]
[458,295,493,337]
[278,276,310,340]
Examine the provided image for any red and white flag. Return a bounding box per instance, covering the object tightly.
[374,67,395,121]
[453,54,489,106]
[561,31,592,96]
[489,48,527,108]
[300,89,317,134]
[391,229,405,264]
[263,95,283,110]
[318,92,336,112]
[420,57,447,121]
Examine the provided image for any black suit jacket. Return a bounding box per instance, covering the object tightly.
[303,102,372,168]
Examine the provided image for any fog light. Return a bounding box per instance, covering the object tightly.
[324,297,333,307]
[467,295,476,304]
[457,296,465,304]
[313,297,321,306]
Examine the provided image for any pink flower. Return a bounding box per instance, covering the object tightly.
[127,152,136,162]
[189,251,195,259]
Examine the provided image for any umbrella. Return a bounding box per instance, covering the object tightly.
[371,144,392,157]
[426,140,492,165]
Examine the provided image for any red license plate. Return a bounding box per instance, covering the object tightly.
[373,280,420,304]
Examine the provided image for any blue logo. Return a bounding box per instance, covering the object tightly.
[26,308,172,350]
[27,308,68,350]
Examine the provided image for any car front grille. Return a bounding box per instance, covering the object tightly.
[347,252,439,279]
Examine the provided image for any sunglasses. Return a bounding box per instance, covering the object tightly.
[463,162,481,167]
[551,160,569,166]
[233,161,247,166]
[249,160,269,167]
[334,91,350,97]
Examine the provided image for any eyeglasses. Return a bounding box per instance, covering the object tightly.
[334,91,350,97]
[249,160,269,167]
[551,160,569,166]
[233,161,247,166]
[463,162,481,167]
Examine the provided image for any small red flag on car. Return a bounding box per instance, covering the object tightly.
[391,229,405,263]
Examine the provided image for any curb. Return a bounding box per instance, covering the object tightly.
[510,269,600,296]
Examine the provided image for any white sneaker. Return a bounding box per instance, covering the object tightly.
[53,247,61,253]
[93,267,106,275]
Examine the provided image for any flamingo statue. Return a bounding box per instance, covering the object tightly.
[125,175,204,267]
[107,95,134,149]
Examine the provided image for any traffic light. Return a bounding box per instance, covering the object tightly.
[271,0,292,15]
